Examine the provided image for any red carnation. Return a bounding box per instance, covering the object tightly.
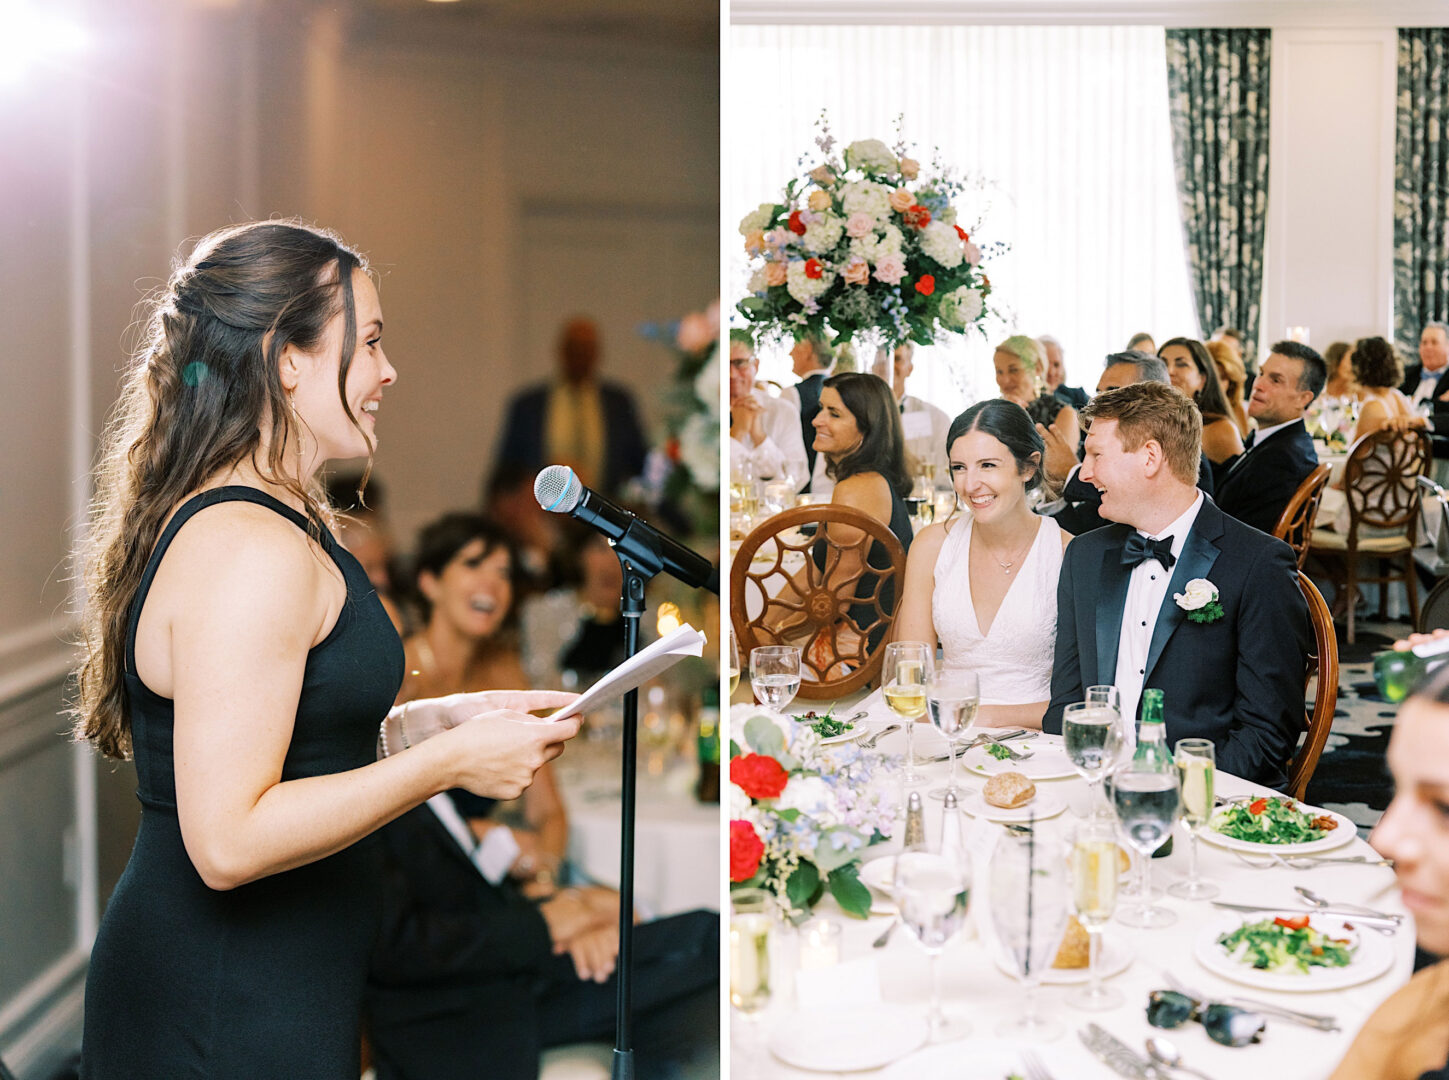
[730,820,766,882]
[914,275,936,297]
[731,753,789,799]
[904,204,932,229]
[787,209,807,235]
[804,258,824,280]
[954,225,969,242]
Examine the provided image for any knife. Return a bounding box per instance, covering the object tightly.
[1079,1023,1162,1079]
[1211,901,1401,927]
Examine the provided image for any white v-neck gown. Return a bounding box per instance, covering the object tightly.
[931,514,1063,705]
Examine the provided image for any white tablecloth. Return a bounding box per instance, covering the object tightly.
[733,692,1414,1079]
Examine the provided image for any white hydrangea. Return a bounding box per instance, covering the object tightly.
[938,205,958,226]
[786,260,835,305]
[939,286,985,331]
[693,348,720,418]
[729,782,752,818]
[776,775,841,827]
[738,202,775,236]
[747,265,771,294]
[843,139,898,175]
[849,223,904,264]
[919,221,965,268]
[679,413,719,489]
[799,213,844,254]
[839,180,893,224]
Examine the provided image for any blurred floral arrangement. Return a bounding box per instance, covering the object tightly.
[735,115,999,349]
[728,708,895,919]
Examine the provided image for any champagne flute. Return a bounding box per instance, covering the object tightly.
[1168,739,1220,900]
[1109,756,1181,929]
[1067,816,1123,1010]
[883,641,932,784]
[894,848,972,1042]
[727,626,741,699]
[750,645,801,716]
[928,670,980,801]
[729,888,774,1070]
[991,827,1069,1040]
[1063,701,1122,815]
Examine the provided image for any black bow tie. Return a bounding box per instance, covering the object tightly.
[1122,532,1176,570]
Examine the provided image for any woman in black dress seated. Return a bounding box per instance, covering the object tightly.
[73,221,580,1079]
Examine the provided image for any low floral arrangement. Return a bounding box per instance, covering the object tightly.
[728,707,895,919]
[735,116,998,349]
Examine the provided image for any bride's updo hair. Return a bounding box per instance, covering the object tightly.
[946,399,1046,491]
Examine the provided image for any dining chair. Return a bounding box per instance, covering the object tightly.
[731,503,908,700]
[1286,572,1338,802]
[1419,577,1449,634]
[1272,463,1332,570]
[1308,428,1431,644]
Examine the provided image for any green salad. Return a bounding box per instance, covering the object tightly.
[1217,915,1356,974]
[1210,796,1338,844]
[987,743,1013,761]
[794,710,853,739]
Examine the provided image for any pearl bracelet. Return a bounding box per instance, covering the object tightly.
[378,716,391,759]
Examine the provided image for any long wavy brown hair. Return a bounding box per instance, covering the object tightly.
[73,220,371,759]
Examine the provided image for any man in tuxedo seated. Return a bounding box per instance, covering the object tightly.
[364,801,718,1080]
[1042,351,1214,536]
[1043,382,1311,789]
[1215,341,1326,536]
[1400,321,1449,404]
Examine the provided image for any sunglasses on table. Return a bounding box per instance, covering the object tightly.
[1146,989,1266,1047]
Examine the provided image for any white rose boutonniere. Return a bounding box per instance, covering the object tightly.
[1174,578,1224,624]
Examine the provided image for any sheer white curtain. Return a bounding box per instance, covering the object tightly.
[728,24,1198,415]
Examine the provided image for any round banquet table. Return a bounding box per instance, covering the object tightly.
[731,693,1415,1079]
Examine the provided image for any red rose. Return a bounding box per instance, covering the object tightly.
[731,753,789,799]
[787,210,807,235]
[665,437,680,462]
[804,258,824,280]
[914,274,936,296]
[904,204,932,229]
[954,225,969,242]
[730,820,766,882]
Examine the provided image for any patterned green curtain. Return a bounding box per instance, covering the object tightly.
[1395,29,1449,356]
[1165,29,1272,356]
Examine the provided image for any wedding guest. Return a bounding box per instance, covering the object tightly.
[1322,341,1357,400]
[1041,335,1089,409]
[1127,331,1156,353]
[893,400,1069,728]
[1328,663,1449,1079]
[729,331,809,487]
[781,332,833,483]
[1401,321,1449,403]
[327,472,405,632]
[1159,336,1245,470]
[993,334,1079,456]
[1207,339,1251,439]
[871,342,952,480]
[1215,342,1326,536]
[483,462,568,599]
[1350,335,1425,440]
[1044,381,1310,788]
[495,317,649,498]
[521,527,631,692]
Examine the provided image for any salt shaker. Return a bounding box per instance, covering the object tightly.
[939,789,964,859]
[903,790,926,851]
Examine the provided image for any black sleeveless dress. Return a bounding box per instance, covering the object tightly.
[81,487,405,1079]
[811,482,914,650]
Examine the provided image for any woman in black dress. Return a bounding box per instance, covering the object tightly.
[73,221,581,1078]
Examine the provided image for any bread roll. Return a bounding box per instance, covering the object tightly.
[982,771,1036,809]
[1052,915,1090,969]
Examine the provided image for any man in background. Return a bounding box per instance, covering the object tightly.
[1041,335,1088,410]
[729,331,808,486]
[1402,321,1449,403]
[871,343,951,480]
[781,333,832,486]
[495,317,649,498]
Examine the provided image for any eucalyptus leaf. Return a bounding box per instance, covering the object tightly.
[744,714,787,759]
[813,826,866,873]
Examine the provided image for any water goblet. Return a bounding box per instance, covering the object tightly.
[1066,816,1123,1010]
[991,827,1069,1040]
[1167,739,1220,900]
[1063,701,1122,814]
[1109,756,1181,929]
[882,642,932,784]
[750,645,801,716]
[928,671,980,801]
[894,848,972,1042]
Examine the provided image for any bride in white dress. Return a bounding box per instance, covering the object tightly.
[893,399,1070,728]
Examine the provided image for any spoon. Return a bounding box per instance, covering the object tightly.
[1145,1036,1218,1080]
[860,723,900,749]
[1294,885,1402,921]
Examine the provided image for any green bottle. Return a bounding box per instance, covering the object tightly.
[1136,689,1174,858]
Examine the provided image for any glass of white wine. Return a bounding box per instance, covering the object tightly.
[750,645,801,716]
[883,641,932,784]
[1168,738,1219,900]
[730,888,774,1069]
[927,670,979,802]
[728,625,741,700]
[1067,815,1123,1010]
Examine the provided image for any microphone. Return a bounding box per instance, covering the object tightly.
[534,465,719,595]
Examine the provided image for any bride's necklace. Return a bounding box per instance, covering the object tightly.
[978,530,1034,575]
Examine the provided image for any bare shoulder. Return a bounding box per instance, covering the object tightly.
[832,471,893,517]
[909,520,950,560]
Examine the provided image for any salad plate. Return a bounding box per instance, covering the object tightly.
[960,788,1066,823]
[879,1038,1074,1078]
[793,710,864,745]
[991,932,1132,985]
[770,1004,928,1071]
[1201,796,1355,855]
[961,736,1076,781]
[1193,912,1394,992]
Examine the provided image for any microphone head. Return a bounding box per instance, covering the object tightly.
[534,465,583,514]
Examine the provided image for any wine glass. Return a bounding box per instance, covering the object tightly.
[1109,755,1181,929]
[883,641,932,784]
[1067,816,1123,1010]
[750,645,800,716]
[729,888,774,1069]
[991,828,1069,1040]
[1168,739,1220,900]
[1063,701,1122,815]
[1085,684,1125,744]
[727,626,741,701]
[894,848,972,1042]
[928,670,980,801]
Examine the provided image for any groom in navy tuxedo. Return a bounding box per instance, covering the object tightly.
[1043,382,1310,789]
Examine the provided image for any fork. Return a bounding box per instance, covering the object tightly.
[1020,1048,1056,1080]
[860,723,900,749]
[1232,851,1395,870]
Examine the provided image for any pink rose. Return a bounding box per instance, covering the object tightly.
[764,261,788,287]
[889,188,914,213]
[963,242,983,266]
[807,190,831,212]
[845,212,875,238]
[809,164,836,186]
[744,230,766,256]
[899,157,920,180]
[873,253,907,285]
[676,312,714,353]
[842,255,870,286]
[765,228,790,249]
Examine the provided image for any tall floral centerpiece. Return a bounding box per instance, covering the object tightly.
[736,120,996,348]
[729,708,895,919]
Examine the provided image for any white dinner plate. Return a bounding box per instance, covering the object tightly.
[859,854,898,896]
[991,931,1132,985]
[961,736,1076,780]
[878,1037,1075,1079]
[1200,800,1356,856]
[769,1003,928,1071]
[1193,913,1394,992]
[960,788,1066,823]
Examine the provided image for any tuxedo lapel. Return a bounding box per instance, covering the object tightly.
[1144,503,1224,682]
[1095,539,1133,684]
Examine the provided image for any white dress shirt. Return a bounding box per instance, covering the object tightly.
[1114,491,1206,737]
[900,394,954,480]
[730,391,809,485]
[1413,366,1447,403]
